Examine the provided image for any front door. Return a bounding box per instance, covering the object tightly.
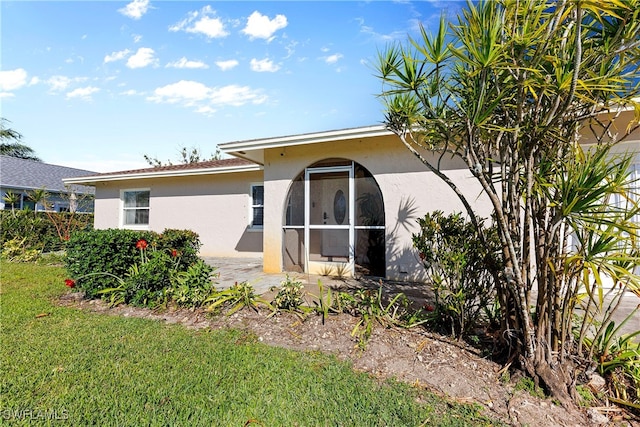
[305,165,354,276]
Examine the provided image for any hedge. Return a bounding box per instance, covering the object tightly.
[64,228,202,299]
[0,210,93,252]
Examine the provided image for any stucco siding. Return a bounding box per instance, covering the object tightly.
[93,185,121,229]
[93,171,264,258]
[262,134,492,281]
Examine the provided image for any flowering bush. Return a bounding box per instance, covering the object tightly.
[64,228,206,302]
[65,230,216,308]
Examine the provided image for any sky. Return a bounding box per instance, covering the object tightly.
[1,0,463,172]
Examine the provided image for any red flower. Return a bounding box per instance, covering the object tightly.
[64,279,76,288]
[136,239,148,250]
[170,249,178,258]
[424,304,435,312]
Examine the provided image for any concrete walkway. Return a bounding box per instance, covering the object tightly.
[203,256,365,296]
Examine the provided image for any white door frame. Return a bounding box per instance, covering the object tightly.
[304,163,355,276]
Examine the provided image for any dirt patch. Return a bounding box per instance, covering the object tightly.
[59,292,637,426]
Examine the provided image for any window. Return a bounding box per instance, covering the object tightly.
[250,184,264,228]
[122,189,150,227]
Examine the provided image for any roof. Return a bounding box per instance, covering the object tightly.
[0,155,96,194]
[63,125,392,185]
[63,157,261,185]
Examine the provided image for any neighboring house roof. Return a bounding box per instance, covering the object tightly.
[0,155,96,194]
[63,157,261,185]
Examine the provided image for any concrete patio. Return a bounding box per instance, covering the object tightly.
[202,256,385,298]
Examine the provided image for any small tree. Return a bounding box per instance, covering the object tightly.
[2,191,21,214]
[27,188,51,212]
[144,146,222,167]
[376,0,640,404]
[41,186,93,241]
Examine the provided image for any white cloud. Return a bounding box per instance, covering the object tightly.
[133,34,143,43]
[148,80,267,113]
[190,16,227,39]
[250,58,280,73]
[0,68,28,92]
[104,49,131,63]
[149,80,210,105]
[215,59,239,71]
[120,89,140,96]
[166,57,209,69]
[66,86,100,100]
[196,105,217,115]
[284,40,298,59]
[126,47,158,69]
[169,6,228,39]
[43,75,90,94]
[118,0,150,20]
[46,75,73,92]
[324,53,344,65]
[210,84,267,106]
[242,11,287,41]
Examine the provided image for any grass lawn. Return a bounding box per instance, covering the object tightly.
[0,261,501,426]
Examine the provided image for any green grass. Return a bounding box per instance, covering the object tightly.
[0,261,501,426]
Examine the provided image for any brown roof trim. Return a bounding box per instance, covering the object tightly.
[91,157,256,178]
[63,157,261,185]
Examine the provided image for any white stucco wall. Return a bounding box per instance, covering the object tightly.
[90,114,640,280]
[262,133,492,281]
[93,171,264,258]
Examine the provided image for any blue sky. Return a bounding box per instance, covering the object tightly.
[1,0,462,172]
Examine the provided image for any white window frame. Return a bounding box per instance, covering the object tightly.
[249,183,264,230]
[120,188,150,230]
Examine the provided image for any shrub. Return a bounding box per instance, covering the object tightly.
[412,211,501,339]
[1,237,40,262]
[64,228,202,300]
[271,275,305,311]
[205,282,269,315]
[65,229,154,298]
[123,251,174,307]
[157,228,201,269]
[0,210,92,253]
[168,260,217,308]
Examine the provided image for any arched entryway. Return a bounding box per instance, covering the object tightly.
[282,159,385,277]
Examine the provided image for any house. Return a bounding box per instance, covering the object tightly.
[1,155,96,213]
[63,115,640,281]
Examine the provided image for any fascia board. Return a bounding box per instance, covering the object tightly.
[219,125,392,153]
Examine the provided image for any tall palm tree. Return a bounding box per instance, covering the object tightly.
[0,118,41,161]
